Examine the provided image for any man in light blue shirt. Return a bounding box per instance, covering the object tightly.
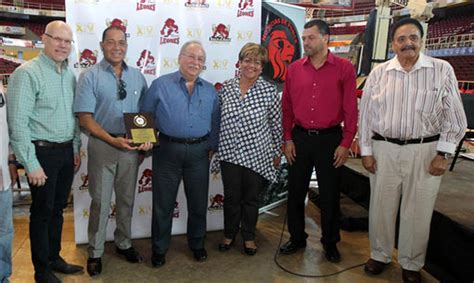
[140,40,220,267]
[74,25,152,276]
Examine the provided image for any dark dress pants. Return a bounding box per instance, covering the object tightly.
[287,128,342,245]
[151,139,210,255]
[29,144,74,276]
[220,161,265,241]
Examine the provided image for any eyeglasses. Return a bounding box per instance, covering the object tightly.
[117,79,127,100]
[0,92,4,108]
[180,53,205,64]
[242,58,263,67]
[44,33,74,45]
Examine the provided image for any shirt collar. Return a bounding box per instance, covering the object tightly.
[176,70,203,85]
[386,53,433,72]
[236,76,264,88]
[99,58,129,73]
[302,50,335,66]
[39,52,69,74]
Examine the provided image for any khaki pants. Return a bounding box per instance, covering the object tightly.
[87,136,140,258]
[369,140,442,271]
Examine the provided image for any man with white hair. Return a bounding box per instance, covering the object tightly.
[141,40,220,267]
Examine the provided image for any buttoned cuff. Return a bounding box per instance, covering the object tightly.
[436,141,457,155]
[360,146,373,156]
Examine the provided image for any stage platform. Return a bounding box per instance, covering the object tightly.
[341,157,474,282]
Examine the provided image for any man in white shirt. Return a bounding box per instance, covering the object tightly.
[359,18,467,283]
[0,78,16,283]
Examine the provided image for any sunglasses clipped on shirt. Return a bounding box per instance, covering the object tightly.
[117,79,127,100]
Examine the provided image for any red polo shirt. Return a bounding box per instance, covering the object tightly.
[282,52,358,148]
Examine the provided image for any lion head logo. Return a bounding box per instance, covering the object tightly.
[160,18,179,37]
[107,18,128,33]
[79,49,97,68]
[136,50,156,69]
[238,0,253,10]
[138,168,153,193]
[208,194,224,210]
[212,23,229,39]
[267,30,295,81]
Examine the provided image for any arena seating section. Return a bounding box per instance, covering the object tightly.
[0,0,64,10]
[439,56,474,82]
[0,58,20,75]
[428,14,474,39]
[330,25,366,35]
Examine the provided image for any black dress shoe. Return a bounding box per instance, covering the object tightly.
[218,238,234,251]
[50,257,84,274]
[243,243,257,256]
[35,271,61,283]
[323,244,341,263]
[192,248,208,262]
[279,240,307,255]
[116,246,143,263]
[151,253,166,268]
[364,258,389,275]
[86,257,102,276]
[402,269,421,283]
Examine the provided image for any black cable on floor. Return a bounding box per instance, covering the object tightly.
[273,210,365,278]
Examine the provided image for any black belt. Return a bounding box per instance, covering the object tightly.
[160,133,209,144]
[294,124,342,136]
[372,133,440,145]
[109,133,126,138]
[32,140,73,148]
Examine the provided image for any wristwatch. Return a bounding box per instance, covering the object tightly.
[437,151,452,160]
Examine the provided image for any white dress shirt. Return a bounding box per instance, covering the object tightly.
[359,53,467,156]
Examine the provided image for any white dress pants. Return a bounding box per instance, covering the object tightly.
[369,140,442,271]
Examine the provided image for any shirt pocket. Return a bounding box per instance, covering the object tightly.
[415,90,440,113]
[415,90,441,134]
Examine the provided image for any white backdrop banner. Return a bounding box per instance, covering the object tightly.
[66,0,261,244]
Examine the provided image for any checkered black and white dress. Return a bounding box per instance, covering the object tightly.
[214,77,282,182]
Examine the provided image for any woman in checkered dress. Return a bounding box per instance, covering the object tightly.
[216,43,282,255]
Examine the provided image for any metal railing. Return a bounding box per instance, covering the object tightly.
[426,33,474,50]
[0,0,64,11]
[459,81,474,92]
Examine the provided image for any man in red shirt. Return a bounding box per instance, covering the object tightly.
[280,19,357,262]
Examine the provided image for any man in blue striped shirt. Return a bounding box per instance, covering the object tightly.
[141,40,220,267]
